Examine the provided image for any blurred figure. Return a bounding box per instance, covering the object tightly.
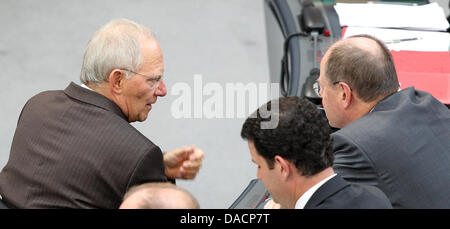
[0,18,204,208]
[120,182,199,209]
[317,34,450,208]
[241,97,392,209]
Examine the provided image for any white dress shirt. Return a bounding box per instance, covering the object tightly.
[295,173,337,209]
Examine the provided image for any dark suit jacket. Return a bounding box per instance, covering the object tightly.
[333,87,450,208]
[0,82,168,208]
[304,174,392,209]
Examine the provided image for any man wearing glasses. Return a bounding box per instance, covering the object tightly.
[0,19,204,208]
[316,34,450,208]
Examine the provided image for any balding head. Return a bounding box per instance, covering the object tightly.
[119,183,199,209]
[340,36,381,56]
[323,35,399,102]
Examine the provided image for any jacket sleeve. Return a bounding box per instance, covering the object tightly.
[332,132,379,186]
[126,146,169,191]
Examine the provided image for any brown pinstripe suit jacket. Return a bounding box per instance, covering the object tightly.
[0,82,168,208]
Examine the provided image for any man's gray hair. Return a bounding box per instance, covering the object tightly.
[80,18,154,84]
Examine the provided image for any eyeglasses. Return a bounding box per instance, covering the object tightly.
[313,80,342,97]
[121,69,163,89]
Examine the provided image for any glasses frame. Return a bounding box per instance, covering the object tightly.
[120,69,163,89]
[313,80,342,97]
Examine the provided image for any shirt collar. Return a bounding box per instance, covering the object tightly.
[80,83,93,91]
[295,173,337,209]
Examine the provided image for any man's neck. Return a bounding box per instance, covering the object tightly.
[84,82,102,94]
[341,97,381,127]
[84,82,117,102]
[351,102,377,120]
[85,82,129,121]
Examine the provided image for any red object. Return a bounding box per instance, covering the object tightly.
[324,29,330,37]
[391,51,450,105]
[342,26,348,36]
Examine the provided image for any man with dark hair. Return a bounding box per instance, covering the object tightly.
[317,34,450,208]
[241,97,392,209]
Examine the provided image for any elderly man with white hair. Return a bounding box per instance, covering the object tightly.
[0,19,204,209]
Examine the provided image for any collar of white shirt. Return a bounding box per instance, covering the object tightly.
[80,83,93,91]
[295,173,337,209]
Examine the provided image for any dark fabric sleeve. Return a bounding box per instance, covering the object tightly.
[126,146,168,191]
[332,132,379,186]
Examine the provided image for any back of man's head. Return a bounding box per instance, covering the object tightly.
[241,97,334,177]
[325,34,399,102]
[80,18,154,85]
[119,182,200,209]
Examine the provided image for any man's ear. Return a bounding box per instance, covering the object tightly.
[108,69,127,94]
[274,155,291,181]
[338,82,353,109]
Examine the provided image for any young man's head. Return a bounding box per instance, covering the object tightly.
[241,97,334,208]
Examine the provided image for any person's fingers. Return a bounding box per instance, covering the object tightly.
[179,158,203,179]
[180,168,199,179]
[188,147,204,160]
[165,146,195,166]
[185,155,203,167]
[165,146,204,179]
[174,146,194,158]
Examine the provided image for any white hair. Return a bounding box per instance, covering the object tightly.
[80,18,154,84]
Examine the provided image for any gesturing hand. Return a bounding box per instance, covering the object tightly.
[164,146,204,180]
